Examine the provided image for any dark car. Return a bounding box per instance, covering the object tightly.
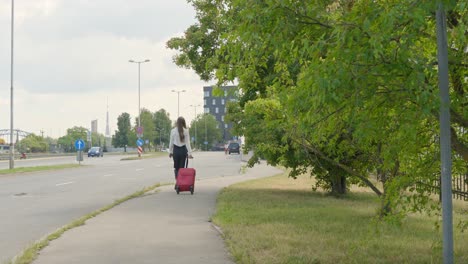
[228,142,240,154]
[88,147,103,157]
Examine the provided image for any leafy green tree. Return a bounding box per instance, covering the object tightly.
[19,134,48,153]
[169,0,467,217]
[153,109,172,149]
[137,108,156,151]
[112,113,132,152]
[189,113,221,150]
[57,126,88,152]
[91,132,106,148]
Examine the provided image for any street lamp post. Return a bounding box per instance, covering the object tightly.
[9,0,15,169]
[171,89,186,117]
[156,128,164,150]
[205,113,208,151]
[190,104,200,148]
[129,59,150,134]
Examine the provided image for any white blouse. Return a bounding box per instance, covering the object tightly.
[169,127,193,155]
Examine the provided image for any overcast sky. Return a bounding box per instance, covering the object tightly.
[0,0,211,140]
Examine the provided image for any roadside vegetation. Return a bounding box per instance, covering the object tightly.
[169,0,467,226]
[0,164,80,175]
[120,152,167,161]
[213,174,468,264]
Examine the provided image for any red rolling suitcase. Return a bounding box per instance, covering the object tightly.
[175,159,196,195]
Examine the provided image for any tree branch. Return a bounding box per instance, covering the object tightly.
[451,127,468,162]
[297,139,383,196]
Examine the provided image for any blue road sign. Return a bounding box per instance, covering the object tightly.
[137,139,144,147]
[75,139,85,150]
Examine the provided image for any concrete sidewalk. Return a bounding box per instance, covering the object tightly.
[33,163,282,264]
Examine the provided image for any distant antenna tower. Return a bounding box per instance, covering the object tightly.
[106,98,110,137]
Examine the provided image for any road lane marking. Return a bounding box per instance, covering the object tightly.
[136,168,144,171]
[56,181,74,186]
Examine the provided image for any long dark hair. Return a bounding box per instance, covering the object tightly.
[177,117,186,142]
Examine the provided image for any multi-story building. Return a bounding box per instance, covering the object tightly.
[203,85,238,142]
[91,120,98,134]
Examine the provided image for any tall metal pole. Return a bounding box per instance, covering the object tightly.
[129,59,150,135]
[9,0,15,169]
[205,113,207,151]
[171,90,186,118]
[436,3,453,263]
[138,62,141,128]
[177,92,180,117]
[194,106,197,147]
[190,104,200,148]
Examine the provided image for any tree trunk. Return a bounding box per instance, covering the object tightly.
[330,168,347,195]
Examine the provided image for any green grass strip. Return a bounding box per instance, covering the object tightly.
[120,152,166,161]
[0,164,80,175]
[212,173,468,264]
[9,183,161,264]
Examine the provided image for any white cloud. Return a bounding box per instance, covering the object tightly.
[0,0,211,139]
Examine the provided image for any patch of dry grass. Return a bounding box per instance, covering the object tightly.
[213,173,468,264]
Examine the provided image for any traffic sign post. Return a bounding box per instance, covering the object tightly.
[75,139,85,165]
[136,139,144,158]
[136,126,144,138]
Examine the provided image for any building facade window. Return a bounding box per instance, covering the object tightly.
[221,99,225,105]
[204,91,210,97]
[204,108,209,113]
[204,99,207,105]
[221,115,224,121]
[215,107,219,114]
[224,124,228,128]
[212,99,216,105]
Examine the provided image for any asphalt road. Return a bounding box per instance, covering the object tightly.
[0,151,243,263]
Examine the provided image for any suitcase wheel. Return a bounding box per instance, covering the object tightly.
[190,185,194,195]
[176,186,180,194]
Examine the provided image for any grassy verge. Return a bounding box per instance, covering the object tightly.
[120,152,166,161]
[9,183,161,264]
[212,174,468,264]
[0,164,80,175]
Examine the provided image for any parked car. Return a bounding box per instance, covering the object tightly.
[88,147,103,157]
[228,142,240,154]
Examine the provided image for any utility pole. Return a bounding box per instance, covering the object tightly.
[190,104,200,149]
[9,0,15,169]
[205,113,207,151]
[129,59,150,135]
[172,90,186,117]
[436,3,453,263]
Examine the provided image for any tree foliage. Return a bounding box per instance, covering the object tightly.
[190,113,222,150]
[57,126,88,152]
[154,109,172,149]
[112,113,132,151]
[169,0,467,216]
[19,134,48,153]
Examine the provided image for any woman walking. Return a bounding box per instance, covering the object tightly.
[169,117,193,179]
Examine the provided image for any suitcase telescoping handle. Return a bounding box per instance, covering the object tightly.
[185,154,194,168]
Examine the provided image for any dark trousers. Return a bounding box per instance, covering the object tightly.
[173,145,188,178]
